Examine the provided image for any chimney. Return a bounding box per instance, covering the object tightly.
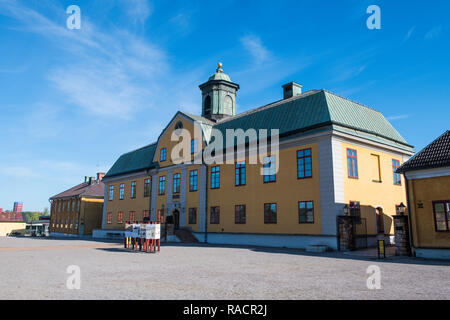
[88,176,95,185]
[97,172,105,181]
[282,82,303,99]
[84,176,90,183]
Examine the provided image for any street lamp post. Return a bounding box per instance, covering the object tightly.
[343,204,350,216]
[397,202,406,215]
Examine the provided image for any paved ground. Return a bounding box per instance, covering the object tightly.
[1,237,449,299]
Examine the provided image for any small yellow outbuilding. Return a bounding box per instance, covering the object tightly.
[397,130,450,260]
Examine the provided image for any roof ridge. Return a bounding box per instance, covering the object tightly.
[50,181,89,199]
[400,130,450,168]
[180,111,215,125]
[215,89,322,125]
[322,89,380,113]
[81,180,105,196]
[81,181,95,196]
[121,142,157,156]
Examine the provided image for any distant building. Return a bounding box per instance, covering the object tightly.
[13,202,23,213]
[397,130,450,260]
[49,173,105,237]
[25,216,50,237]
[0,204,26,236]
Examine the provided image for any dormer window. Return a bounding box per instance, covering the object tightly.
[174,121,183,130]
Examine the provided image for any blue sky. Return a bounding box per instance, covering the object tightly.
[0,0,449,211]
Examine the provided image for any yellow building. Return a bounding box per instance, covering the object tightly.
[0,222,26,236]
[397,130,450,259]
[49,173,105,237]
[97,64,414,250]
[0,211,26,236]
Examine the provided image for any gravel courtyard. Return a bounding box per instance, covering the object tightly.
[0,237,449,300]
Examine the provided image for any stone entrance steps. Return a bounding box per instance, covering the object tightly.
[174,228,199,243]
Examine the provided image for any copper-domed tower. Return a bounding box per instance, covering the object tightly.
[199,63,240,122]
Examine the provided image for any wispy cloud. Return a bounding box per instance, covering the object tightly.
[169,12,192,34]
[0,0,100,50]
[0,0,168,119]
[401,26,415,44]
[425,26,443,40]
[386,114,412,121]
[325,47,379,84]
[332,65,367,83]
[24,103,64,139]
[47,27,168,119]
[0,159,109,184]
[121,0,152,25]
[331,80,376,97]
[0,166,41,179]
[240,34,272,65]
[48,63,151,119]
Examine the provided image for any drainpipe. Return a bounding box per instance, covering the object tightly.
[404,175,416,256]
[147,170,152,221]
[77,196,81,236]
[48,198,52,233]
[204,164,208,243]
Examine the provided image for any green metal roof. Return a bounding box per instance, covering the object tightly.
[208,71,231,82]
[324,91,408,144]
[213,90,412,149]
[105,89,413,178]
[104,143,157,178]
[214,90,328,137]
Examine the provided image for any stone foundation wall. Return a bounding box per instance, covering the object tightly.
[393,215,411,256]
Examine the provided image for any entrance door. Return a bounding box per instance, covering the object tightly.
[376,207,385,234]
[173,210,180,230]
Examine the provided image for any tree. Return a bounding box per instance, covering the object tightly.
[22,212,41,222]
[43,207,49,216]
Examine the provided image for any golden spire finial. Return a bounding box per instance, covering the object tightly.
[216,62,224,73]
